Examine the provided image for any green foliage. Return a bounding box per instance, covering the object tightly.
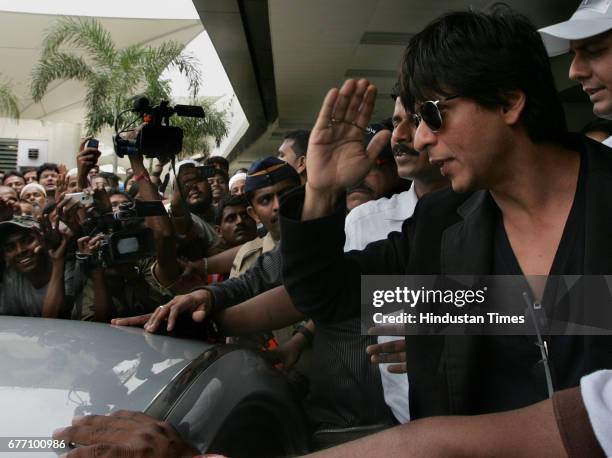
[0,78,20,119]
[30,16,206,137]
[170,97,232,158]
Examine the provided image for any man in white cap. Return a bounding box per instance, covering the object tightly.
[540,0,612,145]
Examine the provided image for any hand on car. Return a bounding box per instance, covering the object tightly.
[52,410,199,458]
[111,289,212,333]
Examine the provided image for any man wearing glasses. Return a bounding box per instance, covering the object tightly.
[280,6,612,425]
[50,7,612,458]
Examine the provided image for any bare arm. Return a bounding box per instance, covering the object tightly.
[91,269,114,323]
[306,396,567,458]
[216,285,305,335]
[42,249,68,318]
[128,155,181,288]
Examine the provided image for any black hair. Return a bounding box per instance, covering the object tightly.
[582,118,612,136]
[282,130,311,158]
[36,163,59,181]
[109,190,133,203]
[400,7,567,144]
[98,172,120,189]
[214,194,250,225]
[211,168,229,183]
[244,175,301,206]
[390,82,401,101]
[3,170,24,183]
[234,167,248,174]
[204,156,229,172]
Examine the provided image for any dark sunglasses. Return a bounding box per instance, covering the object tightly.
[413,95,459,132]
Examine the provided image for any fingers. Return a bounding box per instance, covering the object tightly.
[387,363,408,374]
[366,338,406,355]
[144,305,170,333]
[370,351,406,364]
[367,338,407,365]
[192,308,207,322]
[354,83,378,132]
[111,313,152,327]
[53,415,137,444]
[312,88,339,133]
[343,79,369,125]
[366,129,392,162]
[331,79,357,127]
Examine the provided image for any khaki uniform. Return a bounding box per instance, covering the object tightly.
[229,232,276,278]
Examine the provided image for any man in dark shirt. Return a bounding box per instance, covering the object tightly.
[279,7,612,421]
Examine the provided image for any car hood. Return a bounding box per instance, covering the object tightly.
[0,317,212,442]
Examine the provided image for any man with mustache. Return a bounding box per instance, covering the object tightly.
[343,87,448,425]
[209,195,257,257]
[345,122,406,212]
[344,88,447,252]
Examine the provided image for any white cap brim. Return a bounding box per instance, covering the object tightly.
[540,19,612,56]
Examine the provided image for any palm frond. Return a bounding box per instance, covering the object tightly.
[171,98,231,157]
[84,75,113,135]
[31,53,95,102]
[0,80,20,119]
[142,41,202,98]
[42,16,116,66]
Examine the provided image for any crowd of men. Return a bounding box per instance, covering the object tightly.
[4,2,612,456]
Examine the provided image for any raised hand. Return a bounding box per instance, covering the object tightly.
[306,79,390,197]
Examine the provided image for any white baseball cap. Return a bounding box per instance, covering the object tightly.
[539,0,612,56]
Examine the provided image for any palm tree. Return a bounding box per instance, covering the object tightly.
[0,77,20,119]
[30,17,203,136]
[171,96,232,158]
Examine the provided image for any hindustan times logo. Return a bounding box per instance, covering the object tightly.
[372,286,487,308]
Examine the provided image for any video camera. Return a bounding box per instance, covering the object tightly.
[113,97,205,162]
[79,200,166,269]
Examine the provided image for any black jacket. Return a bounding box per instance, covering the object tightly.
[280,135,612,419]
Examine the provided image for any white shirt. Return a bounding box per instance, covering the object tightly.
[344,184,418,251]
[581,370,612,455]
[603,135,612,148]
[344,184,419,424]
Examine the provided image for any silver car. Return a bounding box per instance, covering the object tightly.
[0,316,310,457]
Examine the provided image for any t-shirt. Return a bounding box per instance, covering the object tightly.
[0,262,77,317]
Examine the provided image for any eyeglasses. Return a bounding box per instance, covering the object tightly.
[413,95,459,132]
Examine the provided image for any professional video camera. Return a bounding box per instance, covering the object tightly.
[79,200,166,268]
[113,96,205,162]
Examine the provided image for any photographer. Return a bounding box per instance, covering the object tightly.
[76,166,174,322]
[0,215,76,318]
